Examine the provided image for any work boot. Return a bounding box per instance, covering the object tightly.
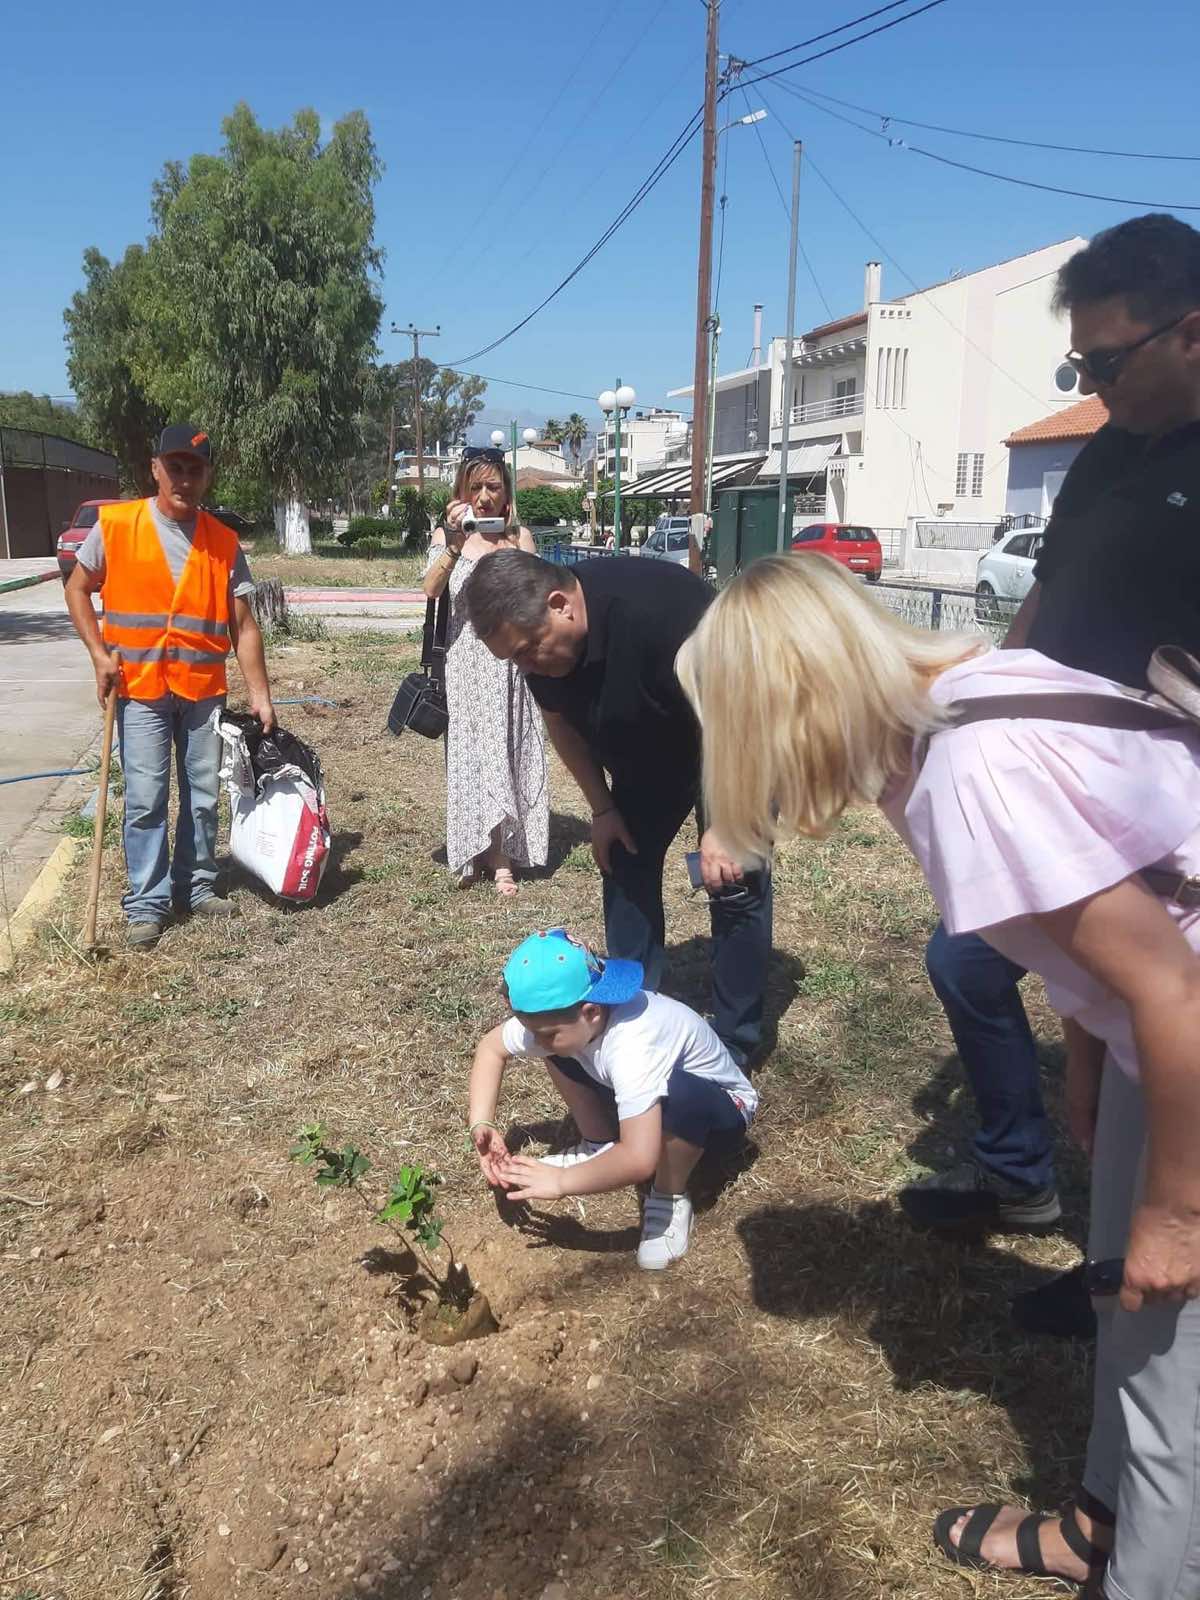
[1011,1264,1096,1340]
[899,1160,1062,1235]
[126,921,163,951]
[190,895,237,919]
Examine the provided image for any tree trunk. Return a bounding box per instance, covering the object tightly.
[275,496,312,555]
[249,578,288,629]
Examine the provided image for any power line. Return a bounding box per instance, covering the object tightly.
[756,85,1050,409]
[739,0,944,71]
[736,0,954,91]
[442,106,704,366]
[775,80,1200,212]
[740,86,834,321]
[786,82,1200,162]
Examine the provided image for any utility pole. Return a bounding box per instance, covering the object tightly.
[385,404,397,515]
[776,141,802,553]
[687,0,720,571]
[392,323,440,497]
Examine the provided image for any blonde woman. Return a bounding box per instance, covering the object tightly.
[677,553,1200,1600]
[423,448,547,894]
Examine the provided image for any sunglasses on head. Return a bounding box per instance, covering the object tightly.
[461,446,506,465]
[1066,309,1192,387]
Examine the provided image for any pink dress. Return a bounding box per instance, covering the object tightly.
[881,648,1200,1081]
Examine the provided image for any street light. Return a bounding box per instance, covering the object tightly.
[704,109,767,518]
[489,425,539,507]
[598,383,636,550]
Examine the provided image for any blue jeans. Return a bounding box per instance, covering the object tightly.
[551,1054,748,1154]
[925,922,1056,1192]
[117,694,224,923]
[603,784,773,1068]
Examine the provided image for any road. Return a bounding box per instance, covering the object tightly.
[0,576,103,915]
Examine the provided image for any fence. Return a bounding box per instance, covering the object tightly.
[913,518,1001,551]
[873,526,904,567]
[0,426,120,560]
[870,580,1019,644]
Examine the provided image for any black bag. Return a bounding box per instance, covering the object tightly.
[388,587,450,738]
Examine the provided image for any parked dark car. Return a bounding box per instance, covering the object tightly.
[56,499,122,581]
[208,506,257,539]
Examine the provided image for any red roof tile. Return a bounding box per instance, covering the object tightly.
[1005,394,1108,446]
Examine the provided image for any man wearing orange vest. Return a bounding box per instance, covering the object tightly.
[65,424,276,949]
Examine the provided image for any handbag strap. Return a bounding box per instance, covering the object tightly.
[420,585,451,682]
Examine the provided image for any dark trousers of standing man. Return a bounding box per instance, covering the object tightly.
[925,922,1056,1192]
[603,781,773,1069]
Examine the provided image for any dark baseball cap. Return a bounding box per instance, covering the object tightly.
[155,423,212,461]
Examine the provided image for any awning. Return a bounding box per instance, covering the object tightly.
[758,438,840,478]
[595,452,765,500]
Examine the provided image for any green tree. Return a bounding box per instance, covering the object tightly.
[515,485,577,527]
[561,412,589,469]
[0,391,92,445]
[344,362,485,514]
[541,418,565,446]
[137,104,384,553]
[64,245,167,492]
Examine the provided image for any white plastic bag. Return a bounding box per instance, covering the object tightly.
[214,711,331,901]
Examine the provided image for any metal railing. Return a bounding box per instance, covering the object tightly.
[870,579,1019,643]
[772,393,864,427]
[914,519,1002,551]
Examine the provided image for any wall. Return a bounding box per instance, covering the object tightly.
[1004,438,1087,519]
[1,466,119,558]
[712,372,770,456]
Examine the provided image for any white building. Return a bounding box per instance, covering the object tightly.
[670,241,1090,535]
[510,440,582,480]
[597,407,688,480]
[763,242,1089,531]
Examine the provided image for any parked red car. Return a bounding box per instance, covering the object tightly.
[789,522,883,582]
[57,499,121,581]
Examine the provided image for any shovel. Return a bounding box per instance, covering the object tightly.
[83,667,120,952]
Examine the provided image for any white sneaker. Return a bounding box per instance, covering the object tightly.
[637,1190,693,1270]
[540,1138,614,1168]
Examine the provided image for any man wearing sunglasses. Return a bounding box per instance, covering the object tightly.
[906,213,1200,1328]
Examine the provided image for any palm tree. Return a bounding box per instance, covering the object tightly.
[562,413,588,471]
[542,418,565,446]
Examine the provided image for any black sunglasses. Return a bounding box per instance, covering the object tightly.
[1066,310,1191,387]
[461,446,507,465]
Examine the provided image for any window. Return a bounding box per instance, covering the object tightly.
[873,348,908,409]
[792,526,824,543]
[1029,534,1044,561]
[834,377,857,400]
[667,531,690,552]
[1005,533,1033,558]
[956,452,985,497]
[73,504,101,528]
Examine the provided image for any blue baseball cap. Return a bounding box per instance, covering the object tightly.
[503,929,643,1014]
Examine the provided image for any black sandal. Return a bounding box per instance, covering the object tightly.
[933,1489,1114,1584]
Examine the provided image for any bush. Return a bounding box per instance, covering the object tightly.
[343,515,399,546]
[309,516,332,537]
[352,537,385,555]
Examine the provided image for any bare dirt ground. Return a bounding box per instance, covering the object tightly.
[244,545,425,590]
[1,627,1092,1600]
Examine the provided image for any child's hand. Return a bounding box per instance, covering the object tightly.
[500,1155,566,1204]
[472,1124,512,1187]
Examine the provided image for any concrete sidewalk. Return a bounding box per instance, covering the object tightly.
[285,585,426,629]
[0,578,103,919]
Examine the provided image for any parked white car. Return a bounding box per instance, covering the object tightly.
[641,515,693,566]
[975,527,1044,620]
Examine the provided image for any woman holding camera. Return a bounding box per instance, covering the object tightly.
[423,449,547,895]
[677,552,1200,1600]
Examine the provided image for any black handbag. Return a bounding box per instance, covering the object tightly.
[387,587,450,738]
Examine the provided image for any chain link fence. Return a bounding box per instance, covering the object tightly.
[0,427,119,559]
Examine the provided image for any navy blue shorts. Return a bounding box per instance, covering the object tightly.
[549,1055,747,1154]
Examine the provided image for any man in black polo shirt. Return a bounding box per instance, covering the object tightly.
[465,549,772,1068]
[904,212,1200,1343]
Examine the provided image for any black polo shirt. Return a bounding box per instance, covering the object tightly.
[1027,420,1200,689]
[525,556,713,798]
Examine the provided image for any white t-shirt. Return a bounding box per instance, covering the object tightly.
[501,991,758,1124]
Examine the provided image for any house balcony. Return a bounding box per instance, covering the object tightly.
[772,392,865,429]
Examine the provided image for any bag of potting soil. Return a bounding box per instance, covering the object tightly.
[213,710,331,902]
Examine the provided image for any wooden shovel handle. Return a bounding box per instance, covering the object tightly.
[82,674,120,951]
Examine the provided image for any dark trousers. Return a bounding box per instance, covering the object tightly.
[925,922,1056,1192]
[603,784,772,1067]
[551,1054,748,1154]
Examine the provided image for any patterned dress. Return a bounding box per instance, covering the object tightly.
[433,549,549,877]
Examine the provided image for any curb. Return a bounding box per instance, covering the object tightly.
[0,837,83,975]
[0,569,59,595]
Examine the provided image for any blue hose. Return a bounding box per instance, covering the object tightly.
[0,765,97,786]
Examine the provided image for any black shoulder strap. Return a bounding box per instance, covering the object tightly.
[420,587,451,681]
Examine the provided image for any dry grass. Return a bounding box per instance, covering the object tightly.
[244,541,426,590]
[0,626,1093,1599]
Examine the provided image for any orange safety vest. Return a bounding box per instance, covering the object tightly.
[100,499,239,701]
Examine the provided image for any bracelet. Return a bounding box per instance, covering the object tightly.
[468,1119,500,1138]
[592,805,615,820]
[442,547,459,563]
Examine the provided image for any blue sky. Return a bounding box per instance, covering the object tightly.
[4,0,1198,438]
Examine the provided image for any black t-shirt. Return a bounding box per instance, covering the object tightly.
[1028,420,1200,689]
[525,556,713,796]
